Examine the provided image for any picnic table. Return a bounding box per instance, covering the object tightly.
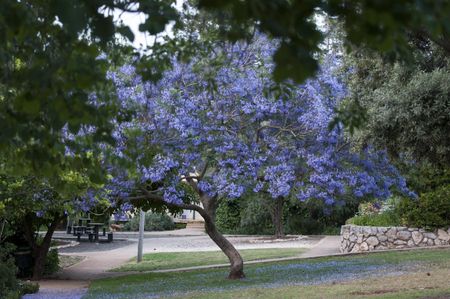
[87,222,105,242]
[70,218,113,242]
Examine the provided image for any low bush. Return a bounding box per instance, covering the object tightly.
[43,248,60,275]
[346,210,401,227]
[175,223,187,229]
[398,184,450,229]
[19,281,39,295]
[321,226,341,235]
[216,199,241,234]
[123,213,175,231]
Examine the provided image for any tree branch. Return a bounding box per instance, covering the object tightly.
[136,188,210,220]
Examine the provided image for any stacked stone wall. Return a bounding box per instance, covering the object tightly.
[340,225,450,253]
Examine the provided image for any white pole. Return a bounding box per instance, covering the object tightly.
[137,209,145,263]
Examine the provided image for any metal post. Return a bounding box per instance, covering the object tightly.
[137,209,145,263]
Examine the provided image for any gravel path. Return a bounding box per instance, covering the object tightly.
[22,280,89,299]
[59,240,135,254]
[23,289,87,299]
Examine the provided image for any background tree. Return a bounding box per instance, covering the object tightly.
[0,170,105,280]
[345,39,450,167]
[341,33,450,230]
[344,35,450,194]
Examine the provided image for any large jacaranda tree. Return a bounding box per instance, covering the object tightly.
[104,35,413,279]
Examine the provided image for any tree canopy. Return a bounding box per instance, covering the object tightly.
[1,0,450,177]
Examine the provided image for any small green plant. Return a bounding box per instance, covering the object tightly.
[346,210,401,226]
[321,226,341,235]
[346,198,402,227]
[123,213,175,231]
[19,281,39,295]
[43,248,60,275]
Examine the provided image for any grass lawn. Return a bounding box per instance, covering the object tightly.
[87,248,450,299]
[59,255,85,269]
[113,248,307,272]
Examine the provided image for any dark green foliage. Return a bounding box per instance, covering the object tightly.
[284,198,359,235]
[0,0,177,178]
[215,195,358,235]
[236,196,274,235]
[43,249,60,276]
[346,210,401,227]
[346,38,450,167]
[399,164,450,195]
[19,281,39,295]
[215,196,273,235]
[199,0,450,82]
[0,243,19,299]
[215,199,241,234]
[398,185,450,229]
[123,213,175,232]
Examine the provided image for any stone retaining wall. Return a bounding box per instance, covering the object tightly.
[340,225,450,253]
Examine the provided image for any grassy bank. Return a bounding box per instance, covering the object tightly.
[112,248,307,272]
[87,248,450,298]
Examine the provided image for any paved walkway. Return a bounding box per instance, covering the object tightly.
[27,230,341,298]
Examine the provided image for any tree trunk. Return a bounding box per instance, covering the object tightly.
[203,210,245,279]
[31,245,49,281]
[272,197,285,239]
[29,215,61,280]
[200,194,245,279]
[138,185,245,279]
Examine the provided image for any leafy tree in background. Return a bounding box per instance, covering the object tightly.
[344,34,450,197]
[103,34,413,279]
[0,171,104,280]
[1,0,450,176]
[343,34,450,228]
[345,38,450,169]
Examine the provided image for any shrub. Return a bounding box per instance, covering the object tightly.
[123,213,175,231]
[19,281,39,295]
[398,184,450,229]
[0,243,19,299]
[216,199,241,234]
[346,210,401,226]
[216,195,275,235]
[43,248,60,275]
[285,197,359,235]
[237,196,274,235]
[322,226,341,235]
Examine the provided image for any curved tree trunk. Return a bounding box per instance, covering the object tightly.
[199,194,245,279]
[203,212,245,279]
[31,216,61,280]
[137,184,245,279]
